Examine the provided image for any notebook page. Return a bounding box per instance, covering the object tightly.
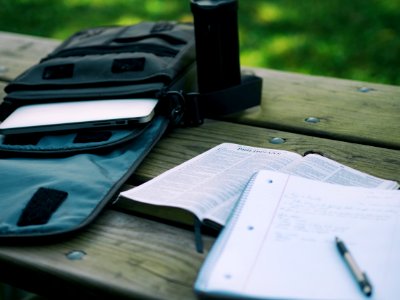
[196,170,400,300]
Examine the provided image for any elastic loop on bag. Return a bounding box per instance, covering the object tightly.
[0,125,149,157]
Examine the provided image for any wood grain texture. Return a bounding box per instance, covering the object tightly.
[0,31,59,82]
[116,119,400,227]
[0,210,214,300]
[226,67,400,149]
[0,31,399,300]
[133,119,400,184]
[1,32,399,149]
[0,83,5,104]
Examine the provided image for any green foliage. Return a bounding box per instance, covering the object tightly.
[1,0,399,84]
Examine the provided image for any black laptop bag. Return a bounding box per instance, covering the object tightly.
[0,21,198,240]
[0,21,261,240]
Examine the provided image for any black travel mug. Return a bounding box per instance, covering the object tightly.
[190,0,241,93]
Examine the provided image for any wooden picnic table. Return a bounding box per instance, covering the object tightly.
[0,31,399,300]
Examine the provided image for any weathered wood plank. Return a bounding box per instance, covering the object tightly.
[228,67,400,149]
[1,78,397,183]
[0,31,59,81]
[115,118,400,229]
[134,119,400,185]
[0,30,399,300]
[1,31,399,149]
[0,83,5,104]
[0,210,214,300]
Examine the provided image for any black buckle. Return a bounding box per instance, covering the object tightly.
[164,91,185,126]
[182,92,204,126]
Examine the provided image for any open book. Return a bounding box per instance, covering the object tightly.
[119,143,398,227]
[194,170,400,300]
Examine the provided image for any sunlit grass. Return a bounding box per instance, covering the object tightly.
[114,16,142,26]
[269,35,307,56]
[0,0,399,84]
[241,49,265,67]
[144,1,181,15]
[256,3,283,23]
[64,0,105,7]
[241,35,305,67]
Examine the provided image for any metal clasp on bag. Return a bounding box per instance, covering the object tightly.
[165,91,204,126]
[164,91,185,126]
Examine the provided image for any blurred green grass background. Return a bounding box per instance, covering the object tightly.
[1,0,399,85]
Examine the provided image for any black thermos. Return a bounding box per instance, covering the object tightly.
[190,0,241,93]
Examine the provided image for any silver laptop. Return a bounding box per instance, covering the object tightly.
[0,99,158,135]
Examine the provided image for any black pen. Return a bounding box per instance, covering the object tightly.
[335,237,373,297]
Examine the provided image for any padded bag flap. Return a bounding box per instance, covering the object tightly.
[0,116,169,239]
[0,22,196,240]
[0,123,149,156]
[3,22,195,108]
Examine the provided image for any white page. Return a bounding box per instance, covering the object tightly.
[282,154,399,189]
[121,143,398,226]
[120,143,301,224]
[198,170,400,300]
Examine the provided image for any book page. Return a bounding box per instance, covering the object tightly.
[120,143,301,224]
[197,170,400,300]
[282,154,399,189]
[121,143,398,226]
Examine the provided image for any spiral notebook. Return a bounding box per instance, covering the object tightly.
[194,170,400,300]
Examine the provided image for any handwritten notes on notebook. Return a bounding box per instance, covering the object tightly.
[195,170,400,300]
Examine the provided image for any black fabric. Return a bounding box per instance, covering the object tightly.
[2,21,196,117]
[151,22,175,33]
[0,21,262,241]
[73,131,112,143]
[0,22,194,240]
[1,21,262,126]
[3,134,42,146]
[43,64,74,80]
[112,57,145,73]
[17,188,68,226]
